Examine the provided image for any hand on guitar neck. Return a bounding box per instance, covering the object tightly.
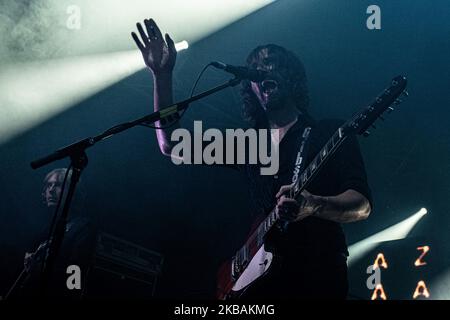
[23,241,48,273]
[275,185,323,222]
[275,184,371,224]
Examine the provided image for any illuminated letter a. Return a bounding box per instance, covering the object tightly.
[413,281,430,299]
[371,284,387,300]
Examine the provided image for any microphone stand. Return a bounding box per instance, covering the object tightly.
[28,76,242,298]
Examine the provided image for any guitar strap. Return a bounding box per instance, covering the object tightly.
[277,126,312,232]
[291,126,312,196]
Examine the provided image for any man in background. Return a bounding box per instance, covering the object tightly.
[13,168,97,299]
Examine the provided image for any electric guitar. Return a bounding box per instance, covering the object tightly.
[3,240,49,299]
[217,75,408,299]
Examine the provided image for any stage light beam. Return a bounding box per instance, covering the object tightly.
[431,268,450,300]
[347,208,428,267]
[0,43,187,145]
[0,0,275,144]
[175,40,189,52]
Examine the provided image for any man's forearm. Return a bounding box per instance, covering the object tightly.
[153,73,180,155]
[311,189,371,223]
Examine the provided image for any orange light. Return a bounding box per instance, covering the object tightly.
[371,284,387,300]
[414,246,430,267]
[373,253,388,270]
[413,281,430,299]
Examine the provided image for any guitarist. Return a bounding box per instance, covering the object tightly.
[132,19,372,299]
[11,168,97,299]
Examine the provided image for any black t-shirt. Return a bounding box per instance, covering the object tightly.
[212,117,372,264]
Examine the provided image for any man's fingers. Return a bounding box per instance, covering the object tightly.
[136,22,150,46]
[278,198,299,208]
[295,211,310,222]
[144,19,154,38]
[131,32,145,51]
[301,189,311,197]
[165,33,176,55]
[145,18,163,41]
[277,197,299,211]
[277,195,300,219]
[276,184,293,199]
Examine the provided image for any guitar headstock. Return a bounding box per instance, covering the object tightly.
[346,76,408,137]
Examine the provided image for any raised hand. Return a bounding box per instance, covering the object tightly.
[131,19,177,76]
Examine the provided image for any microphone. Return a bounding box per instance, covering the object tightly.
[211,61,268,82]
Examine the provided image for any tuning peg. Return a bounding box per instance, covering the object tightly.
[363,131,370,137]
[394,99,402,105]
[402,90,409,97]
[388,107,394,113]
[371,124,377,129]
[379,116,385,121]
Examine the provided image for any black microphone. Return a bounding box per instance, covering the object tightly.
[211,61,268,82]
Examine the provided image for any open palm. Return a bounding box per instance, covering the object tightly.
[131,19,177,75]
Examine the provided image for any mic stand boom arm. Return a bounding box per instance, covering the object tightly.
[28,76,241,297]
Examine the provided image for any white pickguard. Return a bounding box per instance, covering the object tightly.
[232,245,273,292]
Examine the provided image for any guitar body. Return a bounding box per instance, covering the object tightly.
[217,244,275,299]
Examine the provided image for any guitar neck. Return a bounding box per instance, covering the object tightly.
[292,126,347,199]
[238,125,349,258]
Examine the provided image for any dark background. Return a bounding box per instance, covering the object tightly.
[1,0,449,299]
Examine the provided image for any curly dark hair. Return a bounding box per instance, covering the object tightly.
[240,44,310,128]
